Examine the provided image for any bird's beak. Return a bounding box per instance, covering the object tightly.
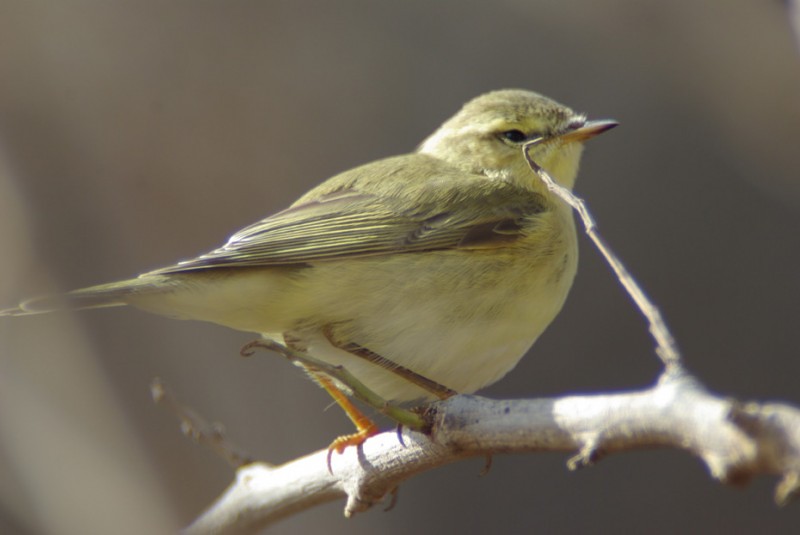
[559,119,618,143]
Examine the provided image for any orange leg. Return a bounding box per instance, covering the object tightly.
[307,368,378,468]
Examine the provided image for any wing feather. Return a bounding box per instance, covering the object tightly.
[149,163,547,275]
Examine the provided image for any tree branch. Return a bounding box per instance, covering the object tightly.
[183,369,800,534]
[177,136,800,533]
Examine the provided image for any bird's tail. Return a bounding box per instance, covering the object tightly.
[0,277,166,316]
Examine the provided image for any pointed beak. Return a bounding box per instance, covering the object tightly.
[559,119,618,143]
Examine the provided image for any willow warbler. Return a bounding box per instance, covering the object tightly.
[3,89,615,445]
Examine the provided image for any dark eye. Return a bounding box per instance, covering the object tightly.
[500,129,527,143]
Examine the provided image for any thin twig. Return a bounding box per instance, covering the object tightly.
[151,377,254,468]
[522,140,683,370]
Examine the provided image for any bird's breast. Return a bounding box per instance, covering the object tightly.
[287,206,578,401]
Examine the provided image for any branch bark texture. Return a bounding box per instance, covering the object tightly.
[184,369,800,534]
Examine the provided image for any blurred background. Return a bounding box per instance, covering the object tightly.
[1,1,798,533]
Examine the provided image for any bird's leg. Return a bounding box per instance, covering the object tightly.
[302,366,379,469]
[278,334,378,461]
[242,338,428,430]
[241,337,432,470]
[322,326,458,400]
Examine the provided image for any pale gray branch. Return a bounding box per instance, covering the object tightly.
[184,370,800,534]
[185,130,800,534]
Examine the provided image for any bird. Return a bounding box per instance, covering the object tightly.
[2,89,617,453]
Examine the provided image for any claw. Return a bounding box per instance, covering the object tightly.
[326,422,379,473]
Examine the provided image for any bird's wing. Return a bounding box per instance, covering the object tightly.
[148,186,546,274]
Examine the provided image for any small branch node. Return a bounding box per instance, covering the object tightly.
[567,434,601,470]
[383,487,400,512]
[343,488,379,518]
[727,400,763,434]
[479,454,493,476]
[776,471,800,506]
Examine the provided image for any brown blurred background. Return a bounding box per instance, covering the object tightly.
[1,1,798,533]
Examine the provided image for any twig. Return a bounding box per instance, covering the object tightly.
[151,378,253,468]
[523,140,682,370]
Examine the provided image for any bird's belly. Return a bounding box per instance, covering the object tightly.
[281,245,577,402]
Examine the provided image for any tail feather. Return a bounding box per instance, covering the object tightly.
[1,277,168,316]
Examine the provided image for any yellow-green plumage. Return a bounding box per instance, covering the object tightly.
[3,89,616,402]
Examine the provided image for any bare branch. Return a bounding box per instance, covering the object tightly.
[184,372,800,533]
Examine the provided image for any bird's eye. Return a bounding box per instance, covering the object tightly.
[500,129,528,143]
